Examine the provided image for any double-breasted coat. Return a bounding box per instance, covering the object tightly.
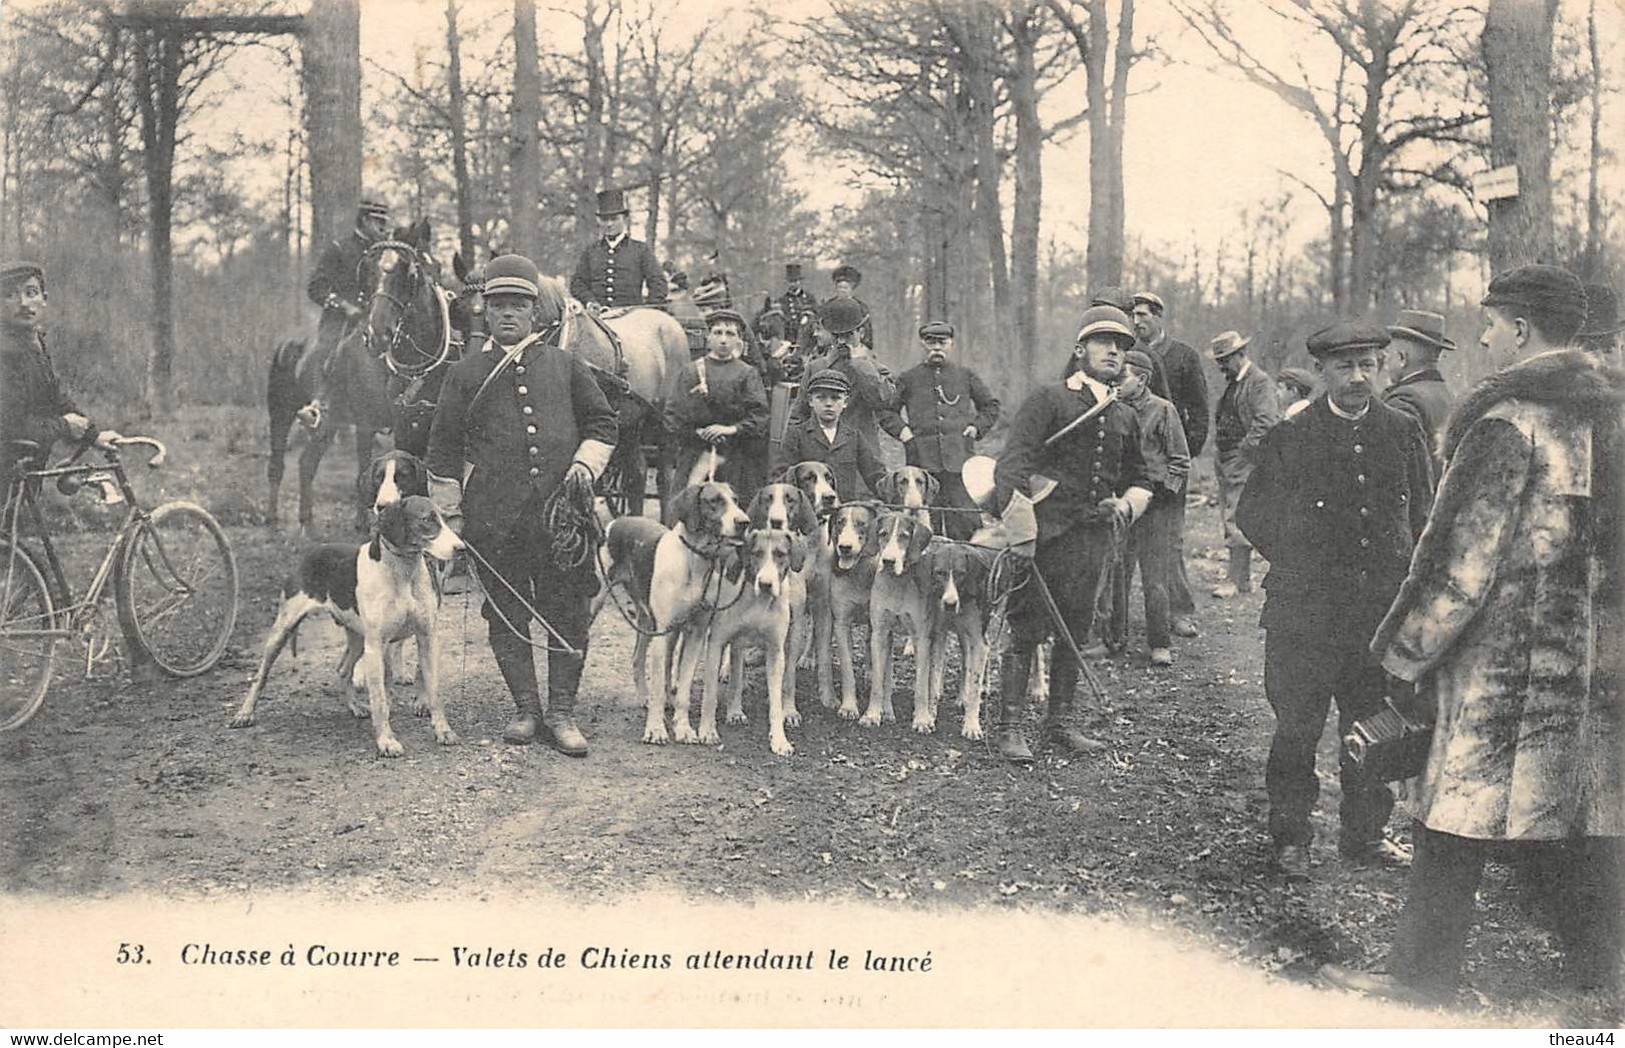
[878,360,1000,474]
[1372,349,1624,841]
[569,236,668,309]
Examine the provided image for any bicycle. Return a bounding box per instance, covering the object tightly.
[0,435,240,732]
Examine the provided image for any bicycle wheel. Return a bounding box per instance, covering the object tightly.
[0,540,57,732]
[115,501,238,677]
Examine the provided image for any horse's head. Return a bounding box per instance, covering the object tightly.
[360,218,449,376]
[450,250,486,347]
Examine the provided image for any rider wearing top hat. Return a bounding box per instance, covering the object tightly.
[569,189,668,310]
[778,263,817,334]
[308,196,392,366]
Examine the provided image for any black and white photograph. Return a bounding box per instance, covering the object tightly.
[0,0,1621,1032]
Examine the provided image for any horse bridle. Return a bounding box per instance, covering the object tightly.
[357,239,453,380]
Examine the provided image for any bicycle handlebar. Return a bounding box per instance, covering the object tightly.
[110,436,167,468]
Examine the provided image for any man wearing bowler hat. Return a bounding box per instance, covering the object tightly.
[1384,309,1457,475]
[1237,321,1433,880]
[569,188,667,311]
[792,297,895,462]
[1209,330,1281,599]
[878,320,1000,540]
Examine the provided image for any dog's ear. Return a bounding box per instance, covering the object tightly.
[789,533,807,572]
[376,500,409,549]
[875,469,897,504]
[924,471,941,503]
[859,510,881,557]
[791,487,818,535]
[907,518,933,563]
[668,484,700,530]
[745,488,770,529]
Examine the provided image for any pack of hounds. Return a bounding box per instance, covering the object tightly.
[235,451,1011,759]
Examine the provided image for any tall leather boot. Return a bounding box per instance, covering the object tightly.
[1043,652,1107,753]
[993,651,1035,764]
[490,628,542,745]
[1230,545,1253,594]
[542,647,589,757]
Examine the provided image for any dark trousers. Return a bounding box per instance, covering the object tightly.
[929,469,978,541]
[1108,491,1175,650]
[472,507,596,712]
[1010,523,1112,709]
[1262,628,1394,847]
[1167,485,1195,618]
[1392,825,1623,997]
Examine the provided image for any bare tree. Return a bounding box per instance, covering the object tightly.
[1482,0,1560,271]
[510,0,543,260]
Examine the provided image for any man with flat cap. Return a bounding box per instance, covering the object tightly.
[990,304,1154,763]
[1210,330,1281,599]
[876,321,999,540]
[778,263,817,334]
[1323,264,1622,1003]
[666,307,770,499]
[569,188,667,311]
[307,195,391,366]
[1132,290,1209,638]
[792,297,894,466]
[823,263,874,349]
[2,260,122,484]
[427,254,620,758]
[1383,309,1457,476]
[1237,321,1433,880]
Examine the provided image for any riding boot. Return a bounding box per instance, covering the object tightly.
[1042,652,1107,754]
[1229,546,1253,594]
[993,651,1035,765]
[542,648,590,758]
[490,630,541,745]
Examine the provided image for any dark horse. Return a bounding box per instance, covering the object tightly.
[267,219,459,533]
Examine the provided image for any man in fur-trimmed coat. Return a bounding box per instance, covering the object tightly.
[1322,264,1625,1004]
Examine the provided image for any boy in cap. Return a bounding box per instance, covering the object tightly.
[1209,330,1281,598]
[1099,349,1190,667]
[427,254,620,757]
[666,308,770,498]
[793,297,895,448]
[772,368,886,502]
[877,320,1000,540]
[1323,264,1622,1003]
[990,305,1153,763]
[1,260,120,479]
[1237,321,1433,880]
[1275,367,1316,419]
[1383,309,1457,473]
[568,188,667,311]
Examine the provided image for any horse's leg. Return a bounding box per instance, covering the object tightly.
[297,420,334,539]
[267,402,291,532]
[354,424,377,532]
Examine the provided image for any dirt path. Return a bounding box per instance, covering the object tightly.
[0,407,1614,1026]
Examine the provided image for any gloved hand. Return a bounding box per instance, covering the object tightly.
[94,429,123,451]
[1097,496,1131,531]
[341,300,364,319]
[899,426,915,444]
[62,412,92,440]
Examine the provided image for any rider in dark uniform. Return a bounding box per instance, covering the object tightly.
[778,263,817,334]
[307,197,391,370]
[568,189,667,310]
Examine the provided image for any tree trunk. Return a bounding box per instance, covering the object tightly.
[1482,0,1559,273]
[1106,0,1133,284]
[1584,0,1603,278]
[133,24,180,414]
[580,0,606,240]
[1083,0,1110,290]
[445,1,474,263]
[965,9,1008,342]
[1008,6,1044,384]
[511,0,543,261]
[302,0,361,267]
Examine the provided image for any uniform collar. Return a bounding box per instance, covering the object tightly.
[1326,395,1371,421]
[1065,369,1111,402]
[604,232,627,250]
[1392,367,1444,387]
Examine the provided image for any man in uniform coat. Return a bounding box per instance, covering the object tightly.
[1210,330,1281,598]
[791,297,895,463]
[569,189,668,310]
[991,305,1153,764]
[1383,308,1457,476]
[1,261,119,482]
[1236,321,1434,880]
[1131,291,1209,637]
[878,320,999,540]
[778,263,818,335]
[307,196,390,367]
[427,255,619,757]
